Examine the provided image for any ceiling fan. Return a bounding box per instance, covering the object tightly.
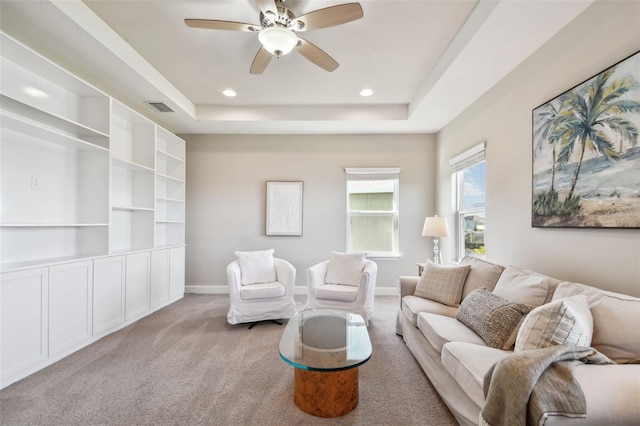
[185,0,363,74]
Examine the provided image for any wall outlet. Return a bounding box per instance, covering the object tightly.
[31,174,40,190]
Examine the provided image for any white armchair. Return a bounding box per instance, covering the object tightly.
[226,250,297,326]
[304,253,377,325]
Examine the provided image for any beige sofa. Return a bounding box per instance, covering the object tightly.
[396,257,640,426]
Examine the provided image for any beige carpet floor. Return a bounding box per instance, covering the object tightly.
[0,295,456,425]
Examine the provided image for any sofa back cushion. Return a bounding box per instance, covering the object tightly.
[492,266,555,307]
[553,282,640,364]
[459,256,505,299]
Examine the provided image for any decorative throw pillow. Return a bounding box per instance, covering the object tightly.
[325,251,366,286]
[414,261,471,307]
[515,295,593,352]
[235,249,277,285]
[456,288,533,349]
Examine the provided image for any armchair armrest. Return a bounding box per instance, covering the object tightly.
[307,260,330,290]
[226,260,243,299]
[274,258,296,295]
[397,276,420,300]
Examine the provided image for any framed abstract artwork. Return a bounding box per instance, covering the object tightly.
[266,181,303,236]
[532,50,640,228]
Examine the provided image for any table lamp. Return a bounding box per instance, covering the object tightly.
[422,216,449,264]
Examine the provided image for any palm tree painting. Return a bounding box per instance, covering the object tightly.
[532,51,640,228]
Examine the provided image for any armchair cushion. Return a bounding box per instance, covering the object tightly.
[315,284,358,302]
[239,281,285,300]
[235,249,277,285]
[325,251,366,286]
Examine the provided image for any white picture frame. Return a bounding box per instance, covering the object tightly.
[266,181,303,236]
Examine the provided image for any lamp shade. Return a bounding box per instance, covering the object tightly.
[258,27,298,57]
[422,216,449,237]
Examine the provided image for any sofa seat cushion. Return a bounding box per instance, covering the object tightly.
[240,281,285,300]
[553,282,640,364]
[441,342,511,409]
[417,312,485,353]
[315,284,358,302]
[401,295,458,327]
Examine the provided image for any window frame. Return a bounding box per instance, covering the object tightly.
[345,167,401,258]
[450,143,486,262]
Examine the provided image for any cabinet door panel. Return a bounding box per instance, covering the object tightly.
[93,256,125,335]
[125,252,150,320]
[169,247,185,300]
[1,268,48,385]
[49,261,93,358]
[150,249,169,309]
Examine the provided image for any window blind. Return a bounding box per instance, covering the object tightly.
[449,142,486,173]
[345,167,401,181]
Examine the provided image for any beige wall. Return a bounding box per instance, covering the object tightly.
[437,1,640,296]
[184,134,436,292]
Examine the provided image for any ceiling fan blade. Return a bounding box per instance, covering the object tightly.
[256,0,278,19]
[295,38,339,72]
[292,3,363,31]
[185,19,258,32]
[250,47,273,74]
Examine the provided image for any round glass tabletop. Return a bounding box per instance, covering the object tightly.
[278,309,372,371]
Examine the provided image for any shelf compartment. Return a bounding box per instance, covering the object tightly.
[155,198,185,222]
[0,225,108,272]
[110,209,154,253]
[0,33,110,136]
[155,222,185,249]
[156,150,185,181]
[111,162,155,210]
[110,101,155,169]
[156,127,185,161]
[156,174,185,201]
[1,110,109,152]
[1,126,109,224]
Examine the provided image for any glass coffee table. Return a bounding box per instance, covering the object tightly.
[279,309,372,417]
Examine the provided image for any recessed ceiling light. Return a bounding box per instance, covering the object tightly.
[359,88,374,97]
[222,89,237,97]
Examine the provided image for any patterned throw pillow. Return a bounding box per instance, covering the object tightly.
[414,261,471,307]
[515,295,593,352]
[456,288,533,349]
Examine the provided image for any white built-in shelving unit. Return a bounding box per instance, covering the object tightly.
[155,127,186,248]
[0,32,186,389]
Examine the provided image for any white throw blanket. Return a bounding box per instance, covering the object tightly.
[480,344,612,426]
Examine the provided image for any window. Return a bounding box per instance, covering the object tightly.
[345,168,400,257]
[450,143,486,261]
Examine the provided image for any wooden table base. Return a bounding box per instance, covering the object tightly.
[293,367,359,417]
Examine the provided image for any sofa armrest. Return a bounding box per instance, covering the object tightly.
[397,276,420,300]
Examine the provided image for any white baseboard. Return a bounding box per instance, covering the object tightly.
[185,285,398,296]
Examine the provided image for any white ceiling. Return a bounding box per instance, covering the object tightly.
[0,0,593,135]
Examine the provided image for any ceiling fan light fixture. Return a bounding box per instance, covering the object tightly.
[258,26,298,57]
